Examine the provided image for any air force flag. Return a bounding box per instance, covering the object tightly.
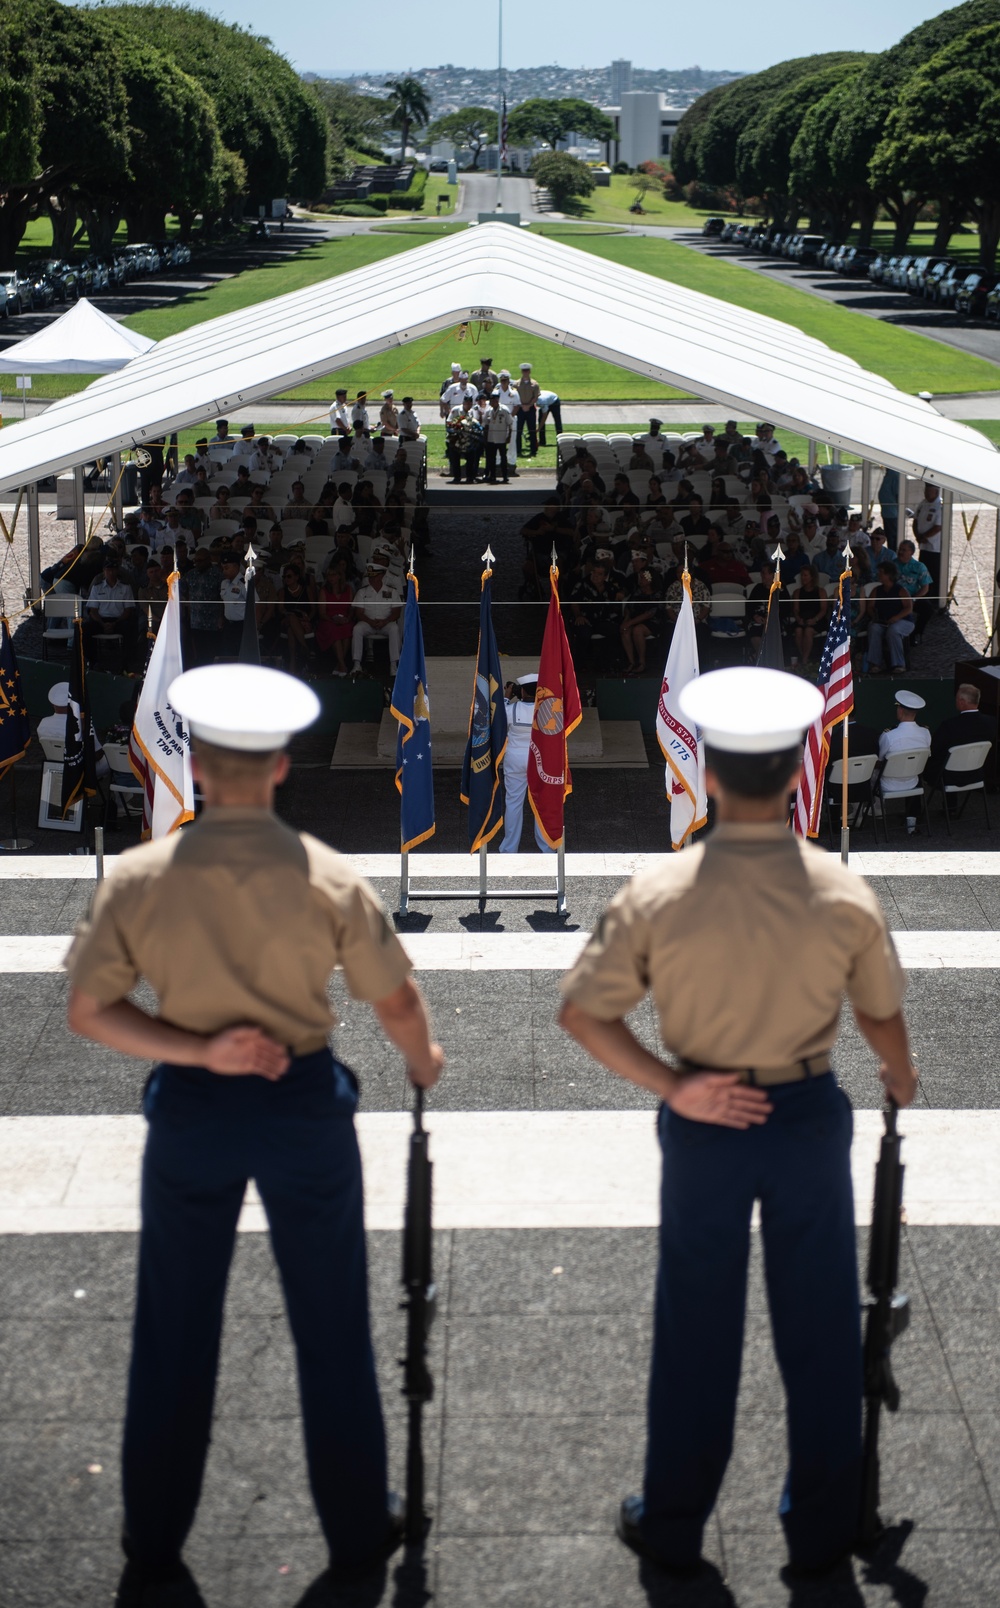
[391,576,435,852]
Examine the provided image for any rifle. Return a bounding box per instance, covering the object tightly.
[859,1100,910,1547]
[400,1087,435,1547]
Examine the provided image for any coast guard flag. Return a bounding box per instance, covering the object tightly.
[793,575,854,838]
[391,575,435,852]
[656,571,707,850]
[0,614,31,782]
[460,565,507,851]
[129,571,194,839]
[528,567,581,850]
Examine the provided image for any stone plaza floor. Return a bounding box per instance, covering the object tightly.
[1,838,1000,1606]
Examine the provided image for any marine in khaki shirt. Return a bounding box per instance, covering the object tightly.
[560,667,916,1582]
[66,664,444,1602]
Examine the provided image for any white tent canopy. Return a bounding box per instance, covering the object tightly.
[0,298,154,375]
[0,223,995,500]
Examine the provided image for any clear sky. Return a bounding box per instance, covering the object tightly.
[85,0,956,76]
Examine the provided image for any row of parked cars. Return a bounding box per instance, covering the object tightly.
[0,239,193,318]
[701,217,1000,321]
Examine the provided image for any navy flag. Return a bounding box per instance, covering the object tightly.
[460,558,507,852]
[0,615,31,782]
[239,566,261,665]
[756,567,786,671]
[391,574,435,852]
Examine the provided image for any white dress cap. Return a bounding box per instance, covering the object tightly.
[894,689,926,710]
[48,681,70,707]
[679,667,824,755]
[168,664,320,753]
[515,672,538,687]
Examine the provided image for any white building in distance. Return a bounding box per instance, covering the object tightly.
[610,59,633,103]
[603,92,686,168]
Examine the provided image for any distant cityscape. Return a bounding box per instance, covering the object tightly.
[307,61,743,117]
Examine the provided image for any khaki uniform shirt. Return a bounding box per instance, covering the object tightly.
[65,808,411,1056]
[561,823,904,1069]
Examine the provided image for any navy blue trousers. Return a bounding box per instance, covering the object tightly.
[122,1049,388,1574]
[642,1074,862,1571]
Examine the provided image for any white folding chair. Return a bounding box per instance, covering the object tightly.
[873,748,930,839]
[42,595,79,659]
[103,741,144,819]
[825,753,879,843]
[927,739,993,834]
[708,584,747,658]
[38,741,83,832]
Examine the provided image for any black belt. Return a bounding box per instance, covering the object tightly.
[679,1054,832,1088]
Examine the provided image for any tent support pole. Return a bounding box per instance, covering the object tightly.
[807,439,817,475]
[110,451,123,529]
[992,507,1000,658]
[896,484,908,553]
[860,460,872,523]
[73,464,86,545]
[27,483,40,604]
[832,445,841,465]
[940,488,954,616]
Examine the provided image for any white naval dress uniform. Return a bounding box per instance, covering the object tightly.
[878,720,931,793]
[500,695,555,854]
[494,384,518,468]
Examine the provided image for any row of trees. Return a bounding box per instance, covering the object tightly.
[671,0,1000,266]
[0,0,328,266]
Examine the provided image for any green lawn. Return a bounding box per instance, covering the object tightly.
[570,176,753,229]
[7,223,1000,417]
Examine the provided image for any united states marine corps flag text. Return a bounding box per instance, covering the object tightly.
[129,570,195,840]
[460,550,507,851]
[528,564,581,850]
[656,567,707,850]
[391,573,435,852]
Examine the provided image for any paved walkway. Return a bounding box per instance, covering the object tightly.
[1,842,1000,1605]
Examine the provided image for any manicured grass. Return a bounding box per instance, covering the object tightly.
[570,176,754,229]
[562,235,1000,395]
[958,419,1000,446]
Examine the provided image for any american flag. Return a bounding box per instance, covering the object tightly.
[499,96,509,165]
[792,575,854,838]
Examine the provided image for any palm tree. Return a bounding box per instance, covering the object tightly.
[383,76,430,162]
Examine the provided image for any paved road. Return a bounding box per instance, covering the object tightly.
[678,230,1000,372]
[454,172,540,221]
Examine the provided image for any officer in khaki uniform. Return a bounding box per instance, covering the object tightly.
[560,667,917,1582]
[65,664,444,1608]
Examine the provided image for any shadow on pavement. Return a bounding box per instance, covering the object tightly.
[856,1520,929,1608]
[638,1558,736,1606]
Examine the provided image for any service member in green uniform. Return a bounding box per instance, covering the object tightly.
[560,666,917,1583]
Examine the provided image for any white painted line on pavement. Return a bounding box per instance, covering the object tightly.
[0,1109,996,1233]
[3,850,1000,881]
[6,930,1000,974]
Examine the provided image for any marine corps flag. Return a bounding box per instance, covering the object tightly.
[528,565,581,850]
[61,620,98,817]
[656,568,707,850]
[460,553,507,851]
[0,615,31,782]
[129,571,195,839]
[391,573,435,852]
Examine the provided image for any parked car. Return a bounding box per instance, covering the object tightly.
[85,257,109,294]
[887,254,912,288]
[835,246,878,277]
[817,241,843,269]
[921,259,955,302]
[956,270,1000,318]
[906,255,944,294]
[868,254,892,285]
[73,259,95,297]
[0,283,10,320]
[34,259,78,301]
[25,272,54,309]
[174,240,191,266]
[929,262,964,306]
[0,270,32,314]
[702,216,726,237]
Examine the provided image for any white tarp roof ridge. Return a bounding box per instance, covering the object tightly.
[0,298,155,375]
[0,224,996,501]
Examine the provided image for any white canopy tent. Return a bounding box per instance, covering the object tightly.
[0,297,154,374]
[0,223,997,610]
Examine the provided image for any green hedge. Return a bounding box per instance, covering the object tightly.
[386,169,428,209]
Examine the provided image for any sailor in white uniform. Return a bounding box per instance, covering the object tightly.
[500,673,555,854]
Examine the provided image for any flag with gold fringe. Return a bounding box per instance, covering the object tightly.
[0,615,31,783]
[460,554,507,852]
[391,572,435,852]
[656,568,707,850]
[527,564,581,850]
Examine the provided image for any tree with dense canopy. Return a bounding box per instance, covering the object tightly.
[529,151,595,210]
[105,4,328,202]
[735,58,867,229]
[871,23,1000,268]
[424,107,498,169]
[827,0,1000,247]
[670,84,731,189]
[789,75,873,240]
[508,97,615,152]
[383,75,430,162]
[692,53,862,193]
[311,79,388,175]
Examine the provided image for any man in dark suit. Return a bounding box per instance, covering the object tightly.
[927,684,995,787]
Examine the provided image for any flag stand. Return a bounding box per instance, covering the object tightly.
[840,715,850,866]
[399,841,567,917]
[94,825,105,883]
[0,769,32,851]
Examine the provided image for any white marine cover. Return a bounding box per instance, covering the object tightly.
[0,225,996,500]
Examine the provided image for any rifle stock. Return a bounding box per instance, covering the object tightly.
[401,1088,435,1547]
[859,1100,910,1547]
